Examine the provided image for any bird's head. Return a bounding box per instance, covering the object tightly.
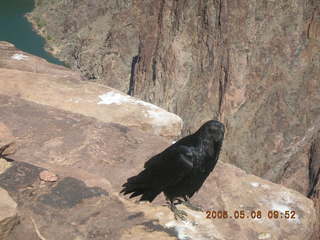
[199,120,225,143]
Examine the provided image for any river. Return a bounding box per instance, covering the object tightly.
[0,0,64,65]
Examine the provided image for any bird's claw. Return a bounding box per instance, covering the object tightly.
[169,202,188,221]
[173,209,188,221]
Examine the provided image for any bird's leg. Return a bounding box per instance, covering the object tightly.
[0,142,15,160]
[168,199,188,221]
[0,143,10,157]
[173,198,184,205]
[182,196,204,212]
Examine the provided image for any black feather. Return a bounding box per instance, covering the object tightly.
[121,120,225,203]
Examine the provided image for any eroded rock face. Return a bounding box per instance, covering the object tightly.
[0,188,19,239]
[0,95,317,239]
[28,1,320,194]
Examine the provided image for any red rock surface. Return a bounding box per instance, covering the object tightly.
[0,94,317,240]
[0,42,183,139]
[39,170,58,182]
[0,188,18,239]
[28,1,320,198]
[27,4,320,236]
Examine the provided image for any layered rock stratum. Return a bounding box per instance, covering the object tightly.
[0,42,318,239]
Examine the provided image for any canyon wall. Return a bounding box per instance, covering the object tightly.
[29,0,320,194]
[1,43,317,239]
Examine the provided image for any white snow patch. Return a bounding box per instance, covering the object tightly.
[11,53,28,61]
[147,109,174,126]
[271,202,300,224]
[172,141,177,144]
[165,220,196,240]
[98,91,182,125]
[164,210,216,240]
[258,232,271,239]
[97,91,160,110]
[271,202,290,213]
[279,191,295,204]
[98,91,132,105]
[250,182,270,189]
[250,182,260,187]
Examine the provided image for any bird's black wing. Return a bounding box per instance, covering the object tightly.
[121,144,194,202]
[144,144,194,186]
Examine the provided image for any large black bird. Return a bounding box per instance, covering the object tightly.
[121,120,225,219]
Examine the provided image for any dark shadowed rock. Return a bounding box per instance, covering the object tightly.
[0,161,44,193]
[38,177,107,208]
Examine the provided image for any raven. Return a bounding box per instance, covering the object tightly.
[121,120,225,219]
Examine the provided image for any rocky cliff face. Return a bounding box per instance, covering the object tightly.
[0,77,317,240]
[28,0,320,194]
[0,42,318,239]
[25,1,320,237]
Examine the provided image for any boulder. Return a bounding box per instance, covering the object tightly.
[190,163,316,240]
[0,94,170,184]
[0,188,19,239]
[0,42,183,139]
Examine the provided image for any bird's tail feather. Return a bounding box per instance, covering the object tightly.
[121,170,160,202]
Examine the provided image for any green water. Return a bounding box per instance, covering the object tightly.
[0,0,64,65]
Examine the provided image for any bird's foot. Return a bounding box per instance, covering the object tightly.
[169,203,188,221]
[173,208,188,221]
[182,201,204,212]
